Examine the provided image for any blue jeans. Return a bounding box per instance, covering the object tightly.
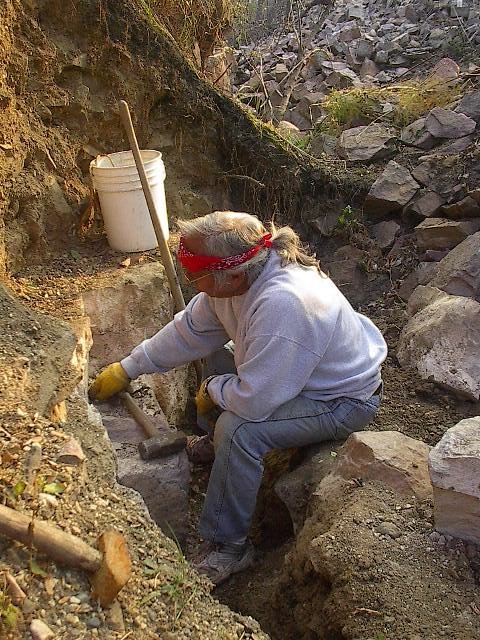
[199,348,382,543]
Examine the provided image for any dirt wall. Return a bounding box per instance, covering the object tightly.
[0,0,367,275]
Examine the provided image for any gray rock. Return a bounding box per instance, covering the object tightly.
[400,118,437,150]
[441,196,480,219]
[309,132,337,157]
[430,417,480,543]
[410,191,445,218]
[376,522,403,538]
[294,91,326,122]
[426,107,477,139]
[324,67,360,89]
[375,49,389,64]
[356,38,375,60]
[415,218,480,250]
[337,124,396,162]
[359,58,379,79]
[273,63,289,82]
[429,231,480,300]
[275,442,342,532]
[455,91,480,122]
[398,262,438,301]
[429,57,460,83]
[86,617,102,629]
[365,161,420,215]
[398,293,480,400]
[436,135,474,154]
[372,220,401,249]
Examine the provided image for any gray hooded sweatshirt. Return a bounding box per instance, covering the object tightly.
[121,252,387,422]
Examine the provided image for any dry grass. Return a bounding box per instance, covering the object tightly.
[140,0,243,65]
[319,75,465,134]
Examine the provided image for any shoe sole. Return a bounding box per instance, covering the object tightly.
[212,549,256,586]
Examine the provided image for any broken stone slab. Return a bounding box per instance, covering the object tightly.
[334,431,433,500]
[415,217,480,250]
[337,124,396,162]
[359,58,379,79]
[324,67,360,89]
[294,92,326,121]
[409,190,445,218]
[398,262,438,301]
[426,107,477,139]
[440,196,480,219]
[412,161,435,187]
[274,441,342,532]
[309,132,337,157]
[397,293,480,400]
[406,285,449,316]
[114,440,190,546]
[400,118,436,150]
[372,220,400,249]
[455,91,480,122]
[82,263,172,372]
[56,437,86,465]
[429,418,480,544]
[429,231,480,300]
[355,38,375,60]
[274,63,289,82]
[436,135,474,154]
[338,23,362,43]
[364,161,420,215]
[429,57,460,83]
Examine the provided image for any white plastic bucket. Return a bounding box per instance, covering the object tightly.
[90,150,169,252]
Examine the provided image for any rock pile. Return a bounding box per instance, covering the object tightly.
[234,0,480,130]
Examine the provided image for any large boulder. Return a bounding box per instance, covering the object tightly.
[415,217,480,250]
[337,124,396,162]
[397,292,480,400]
[335,431,433,500]
[425,107,476,139]
[429,417,480,544]
[364,161,420,215]
[428,231,480,300]
[82,263,172,371]
[101,409,190,546]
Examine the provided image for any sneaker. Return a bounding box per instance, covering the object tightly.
[194,540,255,585]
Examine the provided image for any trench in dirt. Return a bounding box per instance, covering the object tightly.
[82,275,296,639]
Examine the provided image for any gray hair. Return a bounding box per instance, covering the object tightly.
[177,211,319,287]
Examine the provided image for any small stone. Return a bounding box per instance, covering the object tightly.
[5,572,26,605]
[376,522,403,538]
[86,616,102,629]
[30,620,55,640]
[22,598,36,615]
[65,613,80,625]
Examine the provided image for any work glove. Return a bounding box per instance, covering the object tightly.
[195,377,217,416]
[89,362,130,401]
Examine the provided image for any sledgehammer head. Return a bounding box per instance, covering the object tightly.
[138,431,187,460]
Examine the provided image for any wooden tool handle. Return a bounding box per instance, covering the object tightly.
[120,392,163,438]
[118,100,185,313]
[118,99,203,386]
[0,504,100,573]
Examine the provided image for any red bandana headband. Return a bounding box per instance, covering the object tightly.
[178,234,273,273]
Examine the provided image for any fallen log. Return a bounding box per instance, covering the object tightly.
[0,504,131,606]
